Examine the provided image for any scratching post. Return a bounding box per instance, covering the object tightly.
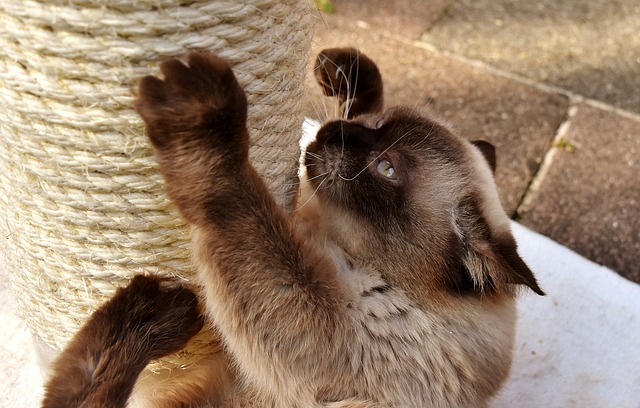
[0,0,313,367]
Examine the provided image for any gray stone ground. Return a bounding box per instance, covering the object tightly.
[424,0,640,113]
[306,0,640,283]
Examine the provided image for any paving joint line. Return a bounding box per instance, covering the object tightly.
[319,23,638,219]
[513,104,580,221]
[320,17,640,124]
[409,39,640,123]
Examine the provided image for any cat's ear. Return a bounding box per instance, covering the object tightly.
[452,199,544,296]
[471,140,496,174]
[463,231,545,296]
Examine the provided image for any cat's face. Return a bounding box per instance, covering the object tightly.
[306,108,467,230]
[304,107,543,301]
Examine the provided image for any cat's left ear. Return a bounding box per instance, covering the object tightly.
[453,198,545,296]
[471,140,496,174]
[471,231,545,296]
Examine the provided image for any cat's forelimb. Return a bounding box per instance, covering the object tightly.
[136,52,349,403]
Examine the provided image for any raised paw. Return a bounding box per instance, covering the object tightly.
[103,274,204,361]
[135,52,249,157]
[314,48,383,118]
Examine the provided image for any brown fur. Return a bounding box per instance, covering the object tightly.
[43,48,543,408]
[42,275,203,408]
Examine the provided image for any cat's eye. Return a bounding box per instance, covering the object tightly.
[376,158,397,180]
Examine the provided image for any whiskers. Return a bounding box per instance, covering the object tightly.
[312,51,362,123]
[294,171,332,212]
[310,53,364,176]
[300,51,376,204]
[306,169,332,184]
[305,151,325,162]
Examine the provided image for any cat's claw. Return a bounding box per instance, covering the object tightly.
[135,52,248,153]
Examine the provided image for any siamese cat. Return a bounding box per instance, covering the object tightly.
[42,48,543,408]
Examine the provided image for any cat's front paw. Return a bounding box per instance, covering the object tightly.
[314,48,383,117]
[104,274,204,361]
[135,53,249,158]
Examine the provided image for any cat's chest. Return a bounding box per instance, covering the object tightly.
[295,209,426,338]
[321,243,426,339]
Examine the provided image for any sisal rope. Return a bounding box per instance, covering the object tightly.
[0,0,313,367]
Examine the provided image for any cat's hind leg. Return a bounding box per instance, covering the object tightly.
[129,346,236,408]
[42,275,203,408]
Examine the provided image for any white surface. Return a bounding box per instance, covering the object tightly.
[1,223,639,407]
[493,223,640,408]
[0,261,45,407]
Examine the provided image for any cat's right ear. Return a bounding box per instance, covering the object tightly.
[471,140,497,174]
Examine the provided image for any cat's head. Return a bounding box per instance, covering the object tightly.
[305,48,543,301]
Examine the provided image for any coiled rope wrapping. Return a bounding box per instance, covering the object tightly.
[0,0,313,363]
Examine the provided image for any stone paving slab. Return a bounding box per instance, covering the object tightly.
[305,17,569,214]
[518,104,640,281]
[422,0,640,113]
[324,0,453,40]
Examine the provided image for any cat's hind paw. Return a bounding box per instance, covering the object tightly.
[105,274,204,361]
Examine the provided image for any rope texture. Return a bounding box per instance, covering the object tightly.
[0,0,312,360]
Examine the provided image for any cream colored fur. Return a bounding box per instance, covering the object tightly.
[130,156,518,407]
[127,50,541,407]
